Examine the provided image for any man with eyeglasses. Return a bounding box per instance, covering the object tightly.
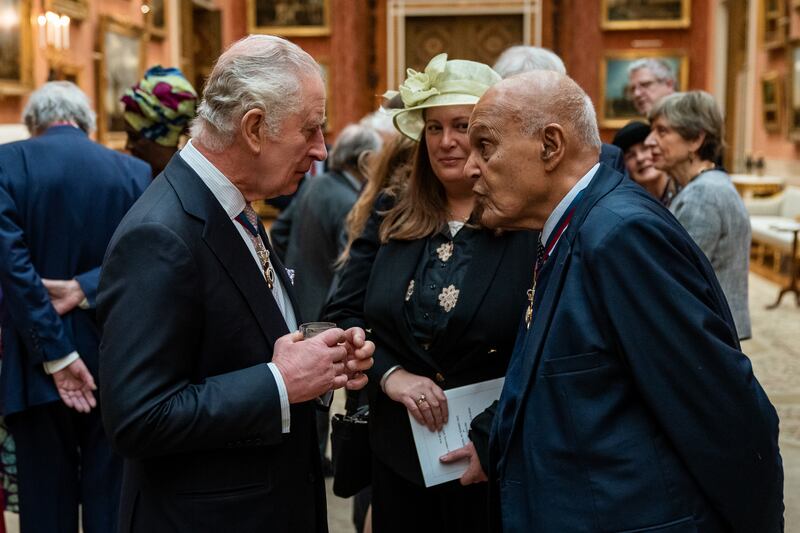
[626,58,676,116]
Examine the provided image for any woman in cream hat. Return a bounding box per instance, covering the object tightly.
[328,54,538,532]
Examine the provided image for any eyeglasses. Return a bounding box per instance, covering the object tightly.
[625,78,665,98]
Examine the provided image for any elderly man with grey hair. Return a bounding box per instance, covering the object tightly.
[97,35,374,533]
[627,58,677,115]
[452,70,783,532]
[0,81,149,532]
[492,44,566,78]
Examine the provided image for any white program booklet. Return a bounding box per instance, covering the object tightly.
[408,377,505,487]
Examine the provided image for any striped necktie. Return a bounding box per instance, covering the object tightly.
[235,204,276,290]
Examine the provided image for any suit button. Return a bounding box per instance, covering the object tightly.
[487,348,497,354]
[435,373,445,383]
[308,472,315,484]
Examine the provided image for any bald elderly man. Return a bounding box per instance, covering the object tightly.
[463,72,783,532]
[98,36,374,532]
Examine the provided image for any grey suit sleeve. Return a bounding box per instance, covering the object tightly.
[99,222,285,459]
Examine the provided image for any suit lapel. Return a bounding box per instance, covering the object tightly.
[432,230,508,368]
[376,238,444,372]
[501,164,625,455]
[164,156,289,347]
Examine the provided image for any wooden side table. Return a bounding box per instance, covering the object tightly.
[767,221,800,308]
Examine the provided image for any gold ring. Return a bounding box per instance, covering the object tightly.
[417,394,426,406]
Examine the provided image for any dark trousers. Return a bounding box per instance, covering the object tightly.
[371,455,490,533]
[6,401,122,533]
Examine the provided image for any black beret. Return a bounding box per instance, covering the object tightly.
[611,121,651,153]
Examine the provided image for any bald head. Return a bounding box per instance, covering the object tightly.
[465,71,601,231]
[475,71,601,152]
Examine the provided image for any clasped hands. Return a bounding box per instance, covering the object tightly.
[272,327,374,404]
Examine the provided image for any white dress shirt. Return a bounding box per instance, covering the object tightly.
[180,139,294,433]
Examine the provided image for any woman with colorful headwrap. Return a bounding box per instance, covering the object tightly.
[121,65,198,177]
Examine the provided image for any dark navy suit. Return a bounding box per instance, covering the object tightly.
[0,125,150,532]
[490,164,783,532]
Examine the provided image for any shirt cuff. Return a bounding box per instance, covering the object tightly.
[380,365,403,392]
[43,351,80,375]
[267,362,291,433]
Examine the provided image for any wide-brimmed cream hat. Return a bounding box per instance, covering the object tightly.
[384,53,501,141]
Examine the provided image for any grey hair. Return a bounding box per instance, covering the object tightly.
[22,81,96,135]
[329,123,383,172]
[516,72,601,150]
[190,34,321,152]
[493,46,566,78]
[649,91,724,162]
[359,110,396,138]
[627,58,676,85]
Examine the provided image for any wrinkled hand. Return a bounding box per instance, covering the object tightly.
[383,369,448,432]
[272,328,349,404]
[42,278,85,316]
[53,358,97,413]
[342,327,374,391]
[439,441,488,485]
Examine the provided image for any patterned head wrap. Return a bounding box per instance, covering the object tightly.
[121,66,198,147]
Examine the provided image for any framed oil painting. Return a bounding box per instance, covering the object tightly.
[763,0,787,49]
[761,72,782,133]
[247,0,330,37]
[599,50,688,129]
[145,0,167,39]
[601,0,690,30]
[96,17,145,148]
[789,42,800,140]
[0,0,32,96]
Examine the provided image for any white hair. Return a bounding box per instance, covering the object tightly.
[190,34,321,152]
[22,81,96,135]
[359,110,396,138]
[518,72,601,150]
[627,58,676,85]
[329,123,382,171]
[493,45,566,78]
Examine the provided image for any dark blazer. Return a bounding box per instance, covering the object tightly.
[490,164,783,532]
[279,170,360,321]
[362,229,537,485]
[98,155,326,533]
[0,125,149,416]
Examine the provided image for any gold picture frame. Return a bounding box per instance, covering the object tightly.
[763,0,787,49]
[0,0,33,96]
[145,0,167,40]
[44,0,88,21]
[95,16,145,148]
[247,0,330,37]
[788,41,800,140]
[599,49,689,129]
[48,60,83,87]
[761,72,782,133]
[601,0,690,30]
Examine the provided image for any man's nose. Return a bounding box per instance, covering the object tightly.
[644,131,656,147]
[464,151,481,180]
[310,129,327,161]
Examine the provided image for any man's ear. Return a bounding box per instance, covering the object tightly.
[540,123,566,171]
[240,109,265,154]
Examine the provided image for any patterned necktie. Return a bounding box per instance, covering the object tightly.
[238,203,276,290]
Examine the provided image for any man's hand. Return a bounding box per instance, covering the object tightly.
[42,278,85,315]
[439,441,488,485]
[342,327,374,391]
[384,368,448,432]
[272,328,349,404]
[53,358,97,413]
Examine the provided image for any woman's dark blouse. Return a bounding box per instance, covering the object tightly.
[404,224,477,353]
